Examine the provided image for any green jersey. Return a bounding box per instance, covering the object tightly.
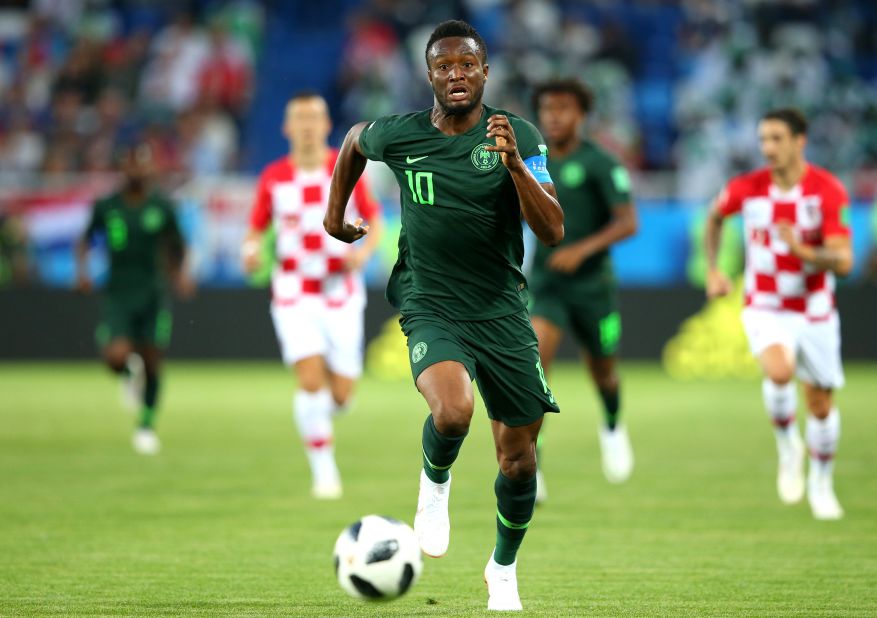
[84,190,182,301]
[359,105,549,320]
[530,139,632,289]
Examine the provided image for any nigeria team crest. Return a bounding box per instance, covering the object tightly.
[471,143,499,171]
[411,342,428,364]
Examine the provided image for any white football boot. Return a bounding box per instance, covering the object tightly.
[310,451,342,499]
[534,468,548,505]
[414,470,450,557]
[807,463,844,520]
[311,480,342,500]
[599,424,634,484]
[776,430,805,504]
[484,553,523,611]
[132,428,160,455]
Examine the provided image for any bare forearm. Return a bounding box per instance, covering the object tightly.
[510,168,563,246]
[75,238,89,277]
[575,205,637,255]
[705,211,724,271]
[326,123,368,236]
[792,244,853,276]
[359,216,382,256]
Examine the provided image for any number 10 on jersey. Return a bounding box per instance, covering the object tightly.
[405,170,434,205]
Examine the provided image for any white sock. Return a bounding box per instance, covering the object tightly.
[762,379,798,440]
[806,408,840,474]
[293,389,339,485]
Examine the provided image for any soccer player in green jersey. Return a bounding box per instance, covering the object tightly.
[325,20,564,612]
[75,144,193,455]
[530,79,638,491]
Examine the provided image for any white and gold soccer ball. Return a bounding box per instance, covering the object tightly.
[333,515,423,601]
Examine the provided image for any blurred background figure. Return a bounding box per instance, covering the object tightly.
[530,78,638,496]
[75,143,194,455]
[242,92,382,499]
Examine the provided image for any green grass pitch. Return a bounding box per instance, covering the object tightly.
[1,361,875,616]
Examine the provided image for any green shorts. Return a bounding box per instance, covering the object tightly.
[529,281,621,358]
[400,311,560,427]
[96,294,172,349]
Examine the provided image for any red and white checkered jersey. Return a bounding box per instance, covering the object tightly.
[249,150,380,308]
[716,165,850,320]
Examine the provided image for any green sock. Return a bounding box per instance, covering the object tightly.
[494,471,536,565]
[599,386,620,430]
[139,406,156,429]
[421,415,466,484]
[140,373,159,429]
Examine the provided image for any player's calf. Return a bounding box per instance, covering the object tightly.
[762,379,805,503]
[806,408,843,520]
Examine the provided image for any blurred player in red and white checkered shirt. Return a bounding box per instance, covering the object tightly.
[242,92,382,499]
[705,108,853,520]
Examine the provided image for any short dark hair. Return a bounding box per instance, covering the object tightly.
[289,89,323,103]
[531,79,594,114]
[424,20,487,68]
[762,108,808,135]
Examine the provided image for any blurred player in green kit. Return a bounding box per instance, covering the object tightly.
[530,79,638,496]
[76,143,194,455]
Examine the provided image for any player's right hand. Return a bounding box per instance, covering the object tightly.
[324,217,369,244]
[705,269,732,299]
[75,273,92,294]
[241,239,261,274]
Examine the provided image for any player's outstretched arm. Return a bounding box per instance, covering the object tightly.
[74,235,92,293]
[777,224,853,276]
[704,203,732,298]
[486,115,564,247]
[326,122,371,244]
[548,203,638,273]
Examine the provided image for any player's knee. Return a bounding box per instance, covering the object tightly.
[594,371,618,392]
[104,349,127,373]
[431,397,473,437]
[805,390,832,418]
[298,373,326,393]
[765,366,795,385]
[499,450,537,481]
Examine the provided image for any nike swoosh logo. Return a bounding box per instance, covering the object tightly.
[406,155,429,164]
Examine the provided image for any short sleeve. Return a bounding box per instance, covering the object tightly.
[249,169,273,231]
[512,118,546,160]
[358,117,393,162]
[715,177,745,217]
[821,179,851,238]
[352,173,381,221]
[83,200,105,240]
[594,158,633,207]
[512,118,552,183]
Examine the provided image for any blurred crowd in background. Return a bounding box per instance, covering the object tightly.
[1,0,876,181]
[336,0,877,197]
[1,0,876,290]
[0,0,261,176]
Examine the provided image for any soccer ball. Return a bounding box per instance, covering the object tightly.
[333,514,423,601]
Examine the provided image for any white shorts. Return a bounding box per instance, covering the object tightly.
[741,308,844,389]
[270,297,364,378]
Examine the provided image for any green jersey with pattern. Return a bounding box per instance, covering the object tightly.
[84,190,182,301]
[530,139,632,289]
[359,105,548,320]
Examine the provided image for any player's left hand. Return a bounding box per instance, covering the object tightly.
[548,244,589,273]
[325,217,369,244]
[776,221,800,253]
[486,115,522,171]
[344,249,369,272]
[174,271,197,299]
